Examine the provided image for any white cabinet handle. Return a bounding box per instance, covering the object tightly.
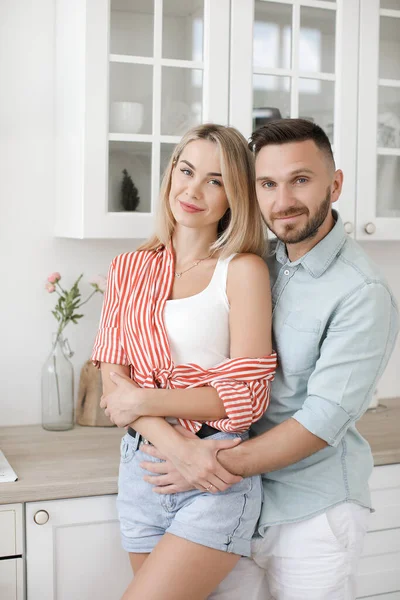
[364,222,376,235]
[34,510,49,525]
[343,221,353,234]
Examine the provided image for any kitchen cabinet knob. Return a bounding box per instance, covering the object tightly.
[364,222,376,235]
[34,510,49,525]
[343,221,353,234]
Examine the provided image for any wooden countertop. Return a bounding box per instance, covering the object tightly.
[0,425,124,505]
[356,396,400,466]
[0,398,399,505]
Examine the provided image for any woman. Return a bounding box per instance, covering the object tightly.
[92,123,276,600]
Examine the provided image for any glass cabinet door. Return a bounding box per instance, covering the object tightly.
[229,0,359,233]
[357,0,400,239]
[108,0,217,223]
[55,0,230,239]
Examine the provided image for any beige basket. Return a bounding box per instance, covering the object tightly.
[76,360,114,427]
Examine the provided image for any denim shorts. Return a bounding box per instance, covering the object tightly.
[116,430,263,557]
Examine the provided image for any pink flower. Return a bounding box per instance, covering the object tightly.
[90,275,107,293]
[45,283,56,293]
[47,272,61,284]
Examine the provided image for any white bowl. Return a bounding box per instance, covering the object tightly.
[110,101,144,134]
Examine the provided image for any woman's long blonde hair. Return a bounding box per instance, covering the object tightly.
[138,123,267,258]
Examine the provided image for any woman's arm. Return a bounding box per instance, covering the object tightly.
[227,253,272,358]
[100,365,243,491]
[114,254,273,422]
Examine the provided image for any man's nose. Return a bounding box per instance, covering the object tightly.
[273,185,297,212]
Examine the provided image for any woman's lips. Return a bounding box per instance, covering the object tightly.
[179,200,205,213]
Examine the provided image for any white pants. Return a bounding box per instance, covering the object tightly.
[209,503,369,600]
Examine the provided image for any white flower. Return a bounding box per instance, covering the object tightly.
[89,275,107,293]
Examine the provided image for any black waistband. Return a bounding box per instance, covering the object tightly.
[127,422,219,440]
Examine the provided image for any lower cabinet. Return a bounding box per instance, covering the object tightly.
[3,463,398,599]
[25,495,131,600]
[356,464,400,599]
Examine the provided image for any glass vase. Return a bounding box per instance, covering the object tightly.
[41,333,75,431]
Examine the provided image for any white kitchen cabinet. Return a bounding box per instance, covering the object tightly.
[9,462,400,599]
[25,495,132,600]
[54,0,230,239]
[0,503,24,600]
[356,463,400,599]
[357,0,400,240]
[54,0,400,241]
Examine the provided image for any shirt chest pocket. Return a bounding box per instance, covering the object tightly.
[275,311,321,374]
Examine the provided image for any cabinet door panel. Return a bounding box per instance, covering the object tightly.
[356,530,400,597]
[0,504,23,557]
[356,0,400,239]
[0,558,24,600]
[229,0,359,233]
[26,495,131,600]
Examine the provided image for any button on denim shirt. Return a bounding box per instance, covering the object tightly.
[252,211,399,529]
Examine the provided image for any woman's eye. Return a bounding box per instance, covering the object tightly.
[209,179,222,187]
[181,168,192,176]
[263,181,275,188]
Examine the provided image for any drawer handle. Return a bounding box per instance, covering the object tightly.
[34,510,49,525]
[343,221,353,234]
[364,222,376,235]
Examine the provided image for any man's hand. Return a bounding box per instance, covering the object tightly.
[140,425,243,494]
[100,371,143,427]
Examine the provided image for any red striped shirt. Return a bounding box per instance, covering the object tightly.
[92,247,277,433]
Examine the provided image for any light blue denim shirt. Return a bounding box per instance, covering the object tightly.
[253,211,399,530]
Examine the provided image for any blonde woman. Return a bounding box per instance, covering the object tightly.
[92,123,276,600]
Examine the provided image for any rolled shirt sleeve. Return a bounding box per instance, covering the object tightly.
[91,259,130,368]
[292,281,399,446]
[206,378,272,433]
[175,353,277,434]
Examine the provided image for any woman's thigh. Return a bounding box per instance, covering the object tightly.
[121,533,240,600]
[129,552,149,574]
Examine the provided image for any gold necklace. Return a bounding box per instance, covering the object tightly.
[174,255,211,278]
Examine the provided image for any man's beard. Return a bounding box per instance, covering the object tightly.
[267,188,331,245]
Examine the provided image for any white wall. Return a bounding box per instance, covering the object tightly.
[0,0,136,426]
[0,0,399,427]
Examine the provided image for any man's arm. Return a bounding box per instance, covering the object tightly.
[217,418,326,477]
[218,281,398,477]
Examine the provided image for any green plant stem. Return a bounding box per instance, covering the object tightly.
[79,290,98,308]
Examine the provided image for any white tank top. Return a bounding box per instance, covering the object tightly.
[164,254,236,368]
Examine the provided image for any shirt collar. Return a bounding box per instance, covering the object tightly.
[274,210,347,278]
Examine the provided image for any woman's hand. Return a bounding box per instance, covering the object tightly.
[140,449,196,494]
[140,425,244,494]
[100,371,144,427]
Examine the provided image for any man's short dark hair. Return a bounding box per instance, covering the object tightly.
[249,118,335,168]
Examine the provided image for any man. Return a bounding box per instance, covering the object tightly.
[125,119,399,599]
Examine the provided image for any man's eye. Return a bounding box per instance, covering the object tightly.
[263,181,275,188]
[296,177,308,184]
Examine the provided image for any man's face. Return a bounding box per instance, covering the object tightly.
[255,140,341,245]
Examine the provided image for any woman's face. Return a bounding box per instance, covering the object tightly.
[169,139,229,231]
